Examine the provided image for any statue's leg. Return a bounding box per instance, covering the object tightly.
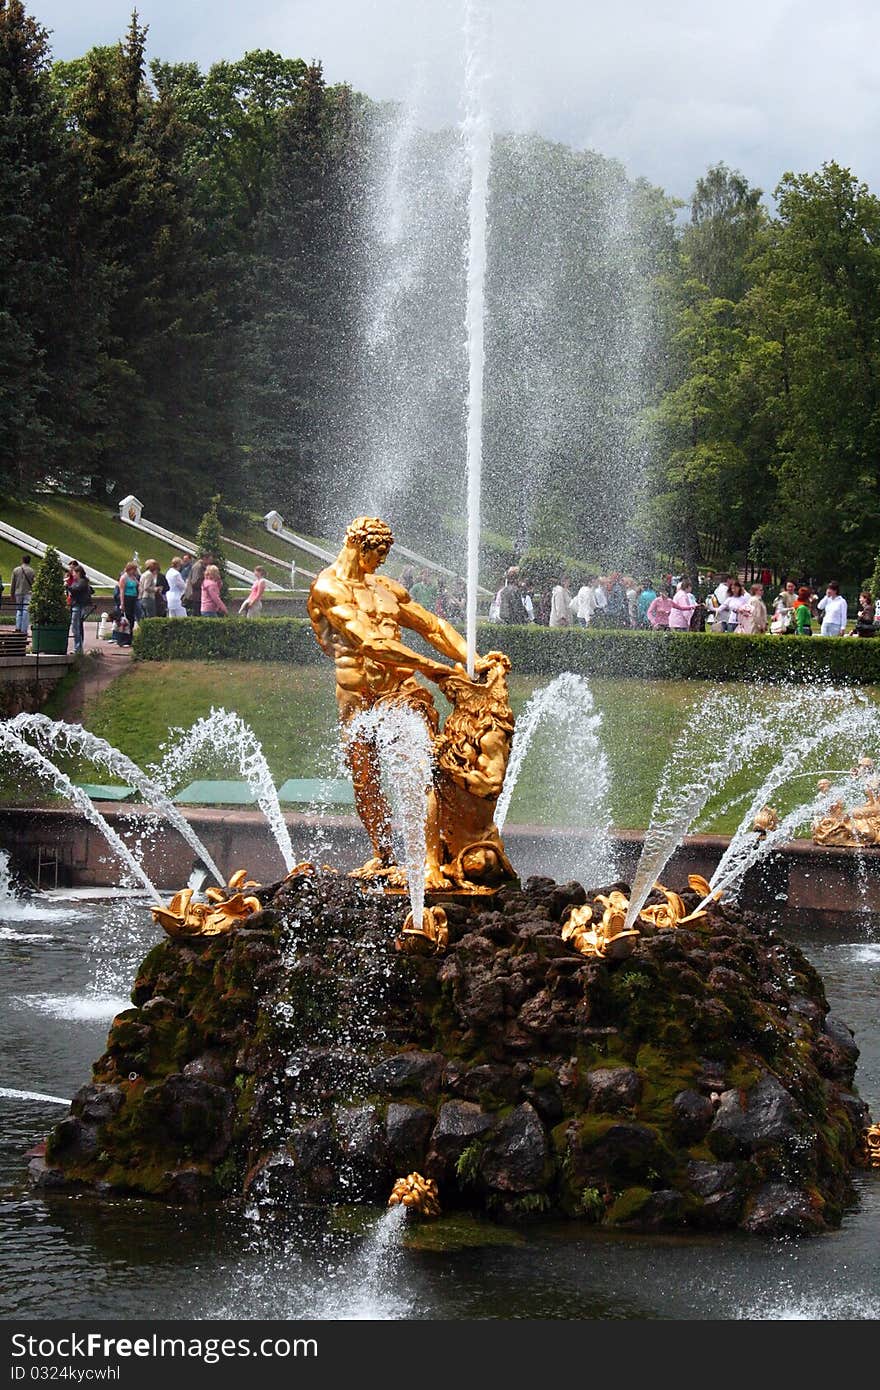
[423,785,455,890]
[345,729,395,867]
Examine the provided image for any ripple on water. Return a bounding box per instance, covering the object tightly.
[0,928,55,943]
[11,994,129,1022]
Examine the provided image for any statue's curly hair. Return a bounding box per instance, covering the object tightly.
[345,516,394,553]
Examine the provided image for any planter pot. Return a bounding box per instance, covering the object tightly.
[31,623,70,655]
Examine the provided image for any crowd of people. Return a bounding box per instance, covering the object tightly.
[0,549,270,653]
[107,553,268,644]
[485,567,877,637]
[4,544,876,650]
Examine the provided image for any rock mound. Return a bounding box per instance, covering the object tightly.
[33,873,871,1235]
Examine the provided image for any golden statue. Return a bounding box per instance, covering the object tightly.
[812,780,880,847]
[307,517,515,893]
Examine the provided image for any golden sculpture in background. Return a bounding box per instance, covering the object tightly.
[151,869,262,938]
[858,1122,880,1169]
[307,517,515,893]
[388,1172,441,1217]
[752,806,779,836]
[812,764,880,847]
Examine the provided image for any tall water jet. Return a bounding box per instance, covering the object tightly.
[463,0,491,677]
[8,713,224,887]
[154,708,295,873]
[0,726,160,902]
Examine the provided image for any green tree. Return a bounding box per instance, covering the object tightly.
[683,162,765,301]
[194,495,228,596]
[66,11,234,511]
[642,165,771,575]
[749,163,880,578]
[0,0,95,493]
[239,63,357,528]
[150,49,307,236]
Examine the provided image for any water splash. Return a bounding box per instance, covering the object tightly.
[496,672,615,885]
[0,726,160,902]
[9,713,224,886]
[345,703,433,929]
[340,1204,407,1319]
[0,850,64,924]
[463,0,491,677]
[624,685,834,929]
[705,781,853,908]
[153,708,295,873]
[12,993,130,1022]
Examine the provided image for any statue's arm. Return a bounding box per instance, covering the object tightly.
[306,587,338,657]
[392,585,470,666]
[323,597,456,679]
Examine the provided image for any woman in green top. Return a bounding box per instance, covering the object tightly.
[792,586,813,635]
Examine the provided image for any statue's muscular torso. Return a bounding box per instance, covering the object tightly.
[309,566,422,704]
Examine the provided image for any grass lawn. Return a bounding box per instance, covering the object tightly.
[0,495,181,583]
[5,661,872,833]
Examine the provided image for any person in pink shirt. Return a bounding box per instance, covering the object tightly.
[239,566,266,618]
[200,564,227,617]
[668,579,698,630]
[646,591,673,629]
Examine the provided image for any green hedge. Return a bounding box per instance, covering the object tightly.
[133,617,323,664]
[133,615,880,683]
[481,623,880,683]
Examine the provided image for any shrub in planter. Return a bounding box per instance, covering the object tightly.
[30,546,70,654]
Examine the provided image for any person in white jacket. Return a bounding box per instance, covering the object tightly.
[818,582,848,636]
[549,577,572,628]
[165,557,187,618]
[573,576,596,626]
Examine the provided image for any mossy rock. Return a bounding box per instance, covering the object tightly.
[401,1213,525,1251]
[605,1186,653,1224]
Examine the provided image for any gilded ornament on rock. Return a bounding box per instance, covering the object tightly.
[388,1172,441,1217]
[395,905,449,954]
[151,870,263,939]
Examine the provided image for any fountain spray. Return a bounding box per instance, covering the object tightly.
[463,0,491,678]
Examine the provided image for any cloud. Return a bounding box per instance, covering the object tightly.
[33,0,880,198]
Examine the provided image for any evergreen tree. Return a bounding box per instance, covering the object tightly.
[239,63,355,529]
[194,495,228,596]
[0,0,92,493]
[67,12,234,512]
[29,545,68,625]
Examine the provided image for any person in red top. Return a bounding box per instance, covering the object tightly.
[200,564,227,617]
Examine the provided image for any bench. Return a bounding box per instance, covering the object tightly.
[0,632,28,657]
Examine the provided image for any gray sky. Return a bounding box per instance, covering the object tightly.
[32,0,880,199]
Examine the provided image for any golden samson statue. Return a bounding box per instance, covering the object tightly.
[307,516,516,892]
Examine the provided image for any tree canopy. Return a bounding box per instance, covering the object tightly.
[3,3,880,584]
